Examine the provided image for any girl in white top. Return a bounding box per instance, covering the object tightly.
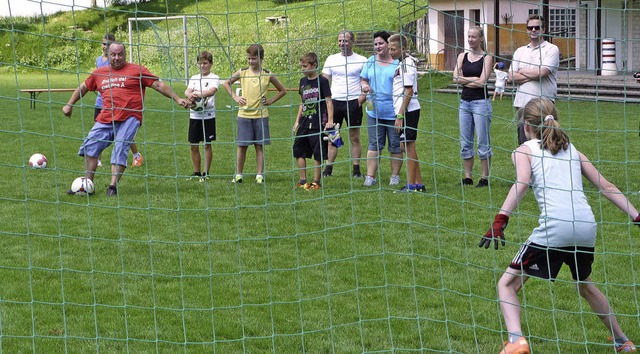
[481,97,639,353]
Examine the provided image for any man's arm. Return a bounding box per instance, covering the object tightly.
[62,83,89,117]
[150,80,189,108]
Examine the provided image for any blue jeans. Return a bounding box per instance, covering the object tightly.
[459,99,492,160]
[367,115,401,154]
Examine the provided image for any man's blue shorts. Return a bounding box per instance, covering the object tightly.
[79,117,140,167]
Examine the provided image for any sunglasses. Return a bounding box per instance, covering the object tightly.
[527,25,541,31]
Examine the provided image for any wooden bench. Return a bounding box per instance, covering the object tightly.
[19,88,76,109]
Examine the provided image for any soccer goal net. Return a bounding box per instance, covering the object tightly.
[3,0,640,353]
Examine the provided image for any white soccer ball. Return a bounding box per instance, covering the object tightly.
[190,97,207,112]
[71,177,95,195]
[29,153,47,169]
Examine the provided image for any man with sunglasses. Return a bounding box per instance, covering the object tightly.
[510,14,560,145]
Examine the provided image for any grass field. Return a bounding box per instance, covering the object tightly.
[2,69,640,353]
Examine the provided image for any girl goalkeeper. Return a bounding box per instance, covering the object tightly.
[481,97,639,354]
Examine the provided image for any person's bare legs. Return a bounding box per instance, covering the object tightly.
[190,145,201,174]
[296,157,307,182]
[313,160,322,183]
[109,163,126,186]
[255,144,264,175]
[84,156,100,181]
[481,157,490,180]
[204,143,212,174]
[463,157,474,180]
[577,279,626,339]
[405,141,422,185]
[390,152,402,177]
[366,150,379,178]
[236,146,248,175]
[497,268,528,336]
[350,127,361,170]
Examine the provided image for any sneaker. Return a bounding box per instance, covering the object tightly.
[199,173,209,182]
[231,174,243,183]
[255,175,264,184]
[609,337,638,352]
[364,175,377,187]
[498,336,530,354]
[131,154,144,167]
[414,185,427,192]
[352,171,363,179]
[394,184,415,193]
[462,178,473,186]
[97,160,103,167]
[476,178,489,188]
[296,182,310,189]
[106,185,117,197]
[189,172,201,181]
[389,175,400,186]
[305,182,321,190]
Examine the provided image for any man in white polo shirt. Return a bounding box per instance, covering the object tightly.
[321,31,367,178]
[510,14,559,144]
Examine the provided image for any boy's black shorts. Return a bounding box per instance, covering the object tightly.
[189,119,216,143]
[293,127,327,162]
[509,241,594,281]
[401,109,420,142]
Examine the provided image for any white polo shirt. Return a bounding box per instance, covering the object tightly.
[511,40,560,108]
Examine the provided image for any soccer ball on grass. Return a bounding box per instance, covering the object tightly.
[29,153,47,169]
[70,177,95,195]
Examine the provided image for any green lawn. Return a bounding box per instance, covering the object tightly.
[1,71,640,353]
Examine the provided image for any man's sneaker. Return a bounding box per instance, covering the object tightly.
[609,337,638,352]
[189,172,201,181]
[476,178,489,188]
[414,185,427,192]
[394,184,415,193]
[231,174,243,183]
[389,175,400,186]
[498,336,529,354]
[305,182,321,190]
[462,177,473,186]
[106,185,117,197]
[199,173,209,182]
[296,182,310,189]
[131,154,144,167]
[255,175,264,184]
[364,175,377,187]
[352,171,363,178]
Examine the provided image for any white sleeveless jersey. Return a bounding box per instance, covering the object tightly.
[523,140,596,247]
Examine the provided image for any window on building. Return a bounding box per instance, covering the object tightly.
[549,9,576,37]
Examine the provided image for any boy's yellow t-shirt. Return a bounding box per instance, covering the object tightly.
[238,68,272,119]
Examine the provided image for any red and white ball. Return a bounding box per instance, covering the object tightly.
[29,153,47,169]
[70,177,95,195]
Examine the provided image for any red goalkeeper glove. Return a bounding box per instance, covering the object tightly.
[633,214,640,227]
[480,214,509,249]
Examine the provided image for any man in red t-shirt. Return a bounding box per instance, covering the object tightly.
[63,42,189,196]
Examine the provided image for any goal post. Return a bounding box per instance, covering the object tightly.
[127,15,228,81]
[128,15,188,80]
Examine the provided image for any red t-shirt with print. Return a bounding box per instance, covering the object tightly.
[84,63,158,124]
